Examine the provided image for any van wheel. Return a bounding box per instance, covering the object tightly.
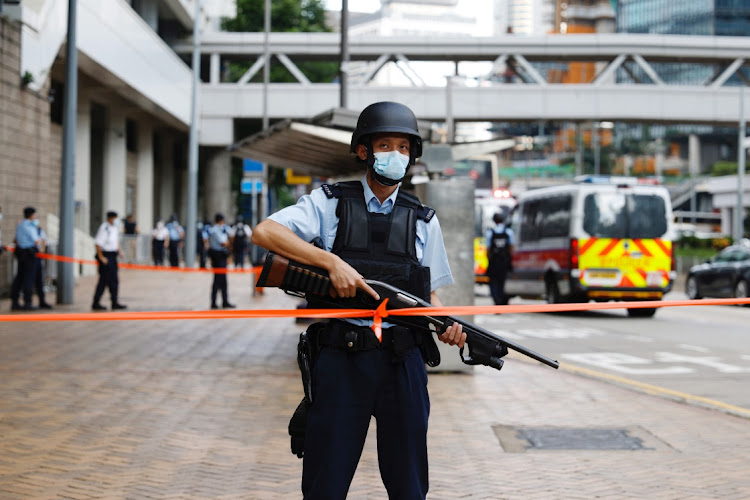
[685,275,701,300]
[627,307,656,318]
[545,281,560,304]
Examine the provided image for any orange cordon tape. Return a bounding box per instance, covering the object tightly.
[34,252,262,275]
[2,297,750,323]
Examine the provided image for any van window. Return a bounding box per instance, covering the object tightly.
[628,194,667,238]
[520,200,541,241]
[583,192,668,238]
[540,195,572,238]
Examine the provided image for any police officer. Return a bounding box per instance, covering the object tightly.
[252,101,465,500]
[92,211,127,311]
[165,214,184,267]
[206,213,235,309]
[11,206,42,311]
[231,215,251,268]
[485,212,515,305]
[32,223,53,309]
[197,219,208,268]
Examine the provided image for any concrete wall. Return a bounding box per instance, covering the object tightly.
[0,17,62,295]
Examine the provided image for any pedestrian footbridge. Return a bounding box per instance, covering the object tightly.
[171,33,750,146]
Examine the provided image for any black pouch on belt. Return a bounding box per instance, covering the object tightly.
[289,398,308,459]
[289,322,324,459]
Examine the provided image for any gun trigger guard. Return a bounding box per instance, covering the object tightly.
[459,346,480,366]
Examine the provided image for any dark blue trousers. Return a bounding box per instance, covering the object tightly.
[302,345,430,500]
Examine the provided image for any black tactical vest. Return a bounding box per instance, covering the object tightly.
[322,181,435,301]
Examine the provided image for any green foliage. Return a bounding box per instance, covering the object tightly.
[222,0,330,33]
[221,0,338,84]
[223,0,336,215]
[711,160,748,177]
[675,235,733,252]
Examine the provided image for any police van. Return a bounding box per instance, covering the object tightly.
[506,176,676,317]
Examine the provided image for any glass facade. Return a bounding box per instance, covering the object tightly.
[616,0,750,36]
[616,0,750,85]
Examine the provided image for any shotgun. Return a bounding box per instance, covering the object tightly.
[256,251,559,371]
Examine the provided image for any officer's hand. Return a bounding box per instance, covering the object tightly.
[438,322,466,348]
[328,259,379,300]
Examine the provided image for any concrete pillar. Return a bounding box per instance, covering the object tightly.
[136,120,154,233]
[137,0,159,31]
[159,133,175,220]
[75,90,91,235]
[210,53,220,84]
[655,138,664,177]
[103,106,127,220]
[205,149,232,219]
[418,178,475,373]
[689,134,700,221]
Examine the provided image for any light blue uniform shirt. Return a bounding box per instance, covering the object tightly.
[485,223,515,247]
[268,177,454,326]
[15,219,39,249]
[166,222,183,241]
[208,224,230,251]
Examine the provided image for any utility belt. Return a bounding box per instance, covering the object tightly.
[318,319,416,354]
[14,247,36,258]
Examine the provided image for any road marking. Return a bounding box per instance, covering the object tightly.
[678,344,711,353]
[655,352,750,373]
[562,352,694,375]
[516,327,603,340]
[559,362,750,420]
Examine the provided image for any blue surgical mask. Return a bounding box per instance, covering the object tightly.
[373,151,410,181]
[32,219,40,227]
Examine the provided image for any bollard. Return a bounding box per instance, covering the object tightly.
[419,177,475,373]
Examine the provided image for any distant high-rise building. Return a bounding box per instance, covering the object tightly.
[501,0,556,35]
[616,0,750,84]
[616,0,750,37]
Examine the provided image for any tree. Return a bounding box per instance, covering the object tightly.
[223,0,330,32]
[221,0,337,216]
[221,0,337,83]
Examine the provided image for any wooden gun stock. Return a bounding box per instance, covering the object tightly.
[256,252,332,296]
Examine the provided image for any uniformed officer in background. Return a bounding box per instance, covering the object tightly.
[230,215,252,268]
[485,211,515,306]
[206,213,235,309]
[11,206,42,311]
[165,214,184,267]
[92,210,126,311]
[32,222,53,309]
[252,101,465,500]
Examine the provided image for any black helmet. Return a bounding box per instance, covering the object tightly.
[350,101,423,162]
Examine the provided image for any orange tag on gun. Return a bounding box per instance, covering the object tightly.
[370,298,390,343]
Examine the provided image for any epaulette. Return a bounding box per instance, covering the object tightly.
[321,183,338,199]
[416,205,435,222]
[397,190,435,222]
[321,181,361,199]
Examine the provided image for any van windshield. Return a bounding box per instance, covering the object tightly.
[583,192,668,239]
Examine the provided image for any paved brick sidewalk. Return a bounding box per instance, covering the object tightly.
[1,268,749,499]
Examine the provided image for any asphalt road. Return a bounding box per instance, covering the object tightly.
[475,289,750,413]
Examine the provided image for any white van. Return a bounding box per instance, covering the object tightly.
[506,176,676,317]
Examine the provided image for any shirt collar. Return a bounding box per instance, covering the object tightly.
[360,176,399,211]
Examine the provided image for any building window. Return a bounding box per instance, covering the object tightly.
[50,80,64,125]
[126,119,138,152]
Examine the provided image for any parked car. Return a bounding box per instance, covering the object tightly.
[685,245,750,300]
